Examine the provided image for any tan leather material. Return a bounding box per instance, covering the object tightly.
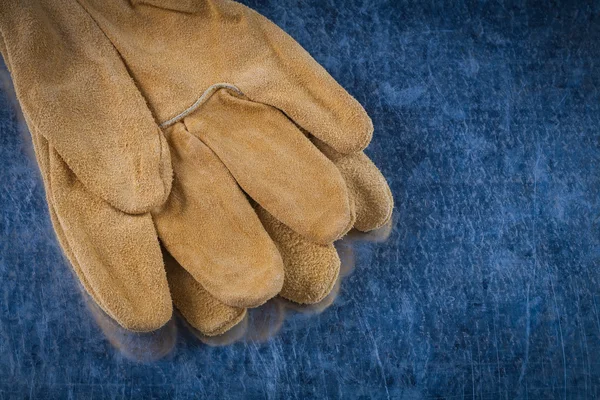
[154,122,285,307]
[182,89,352,244]
[256,207,341,305]
[30,130,172,332]
[0,0,172,332]
[74,0,394,312]
[74,0,370,243]
[1,0,394,335]
[313,138,395,232]
[36,126,248,334]
[48,153,173,332]
[78,0,373,155]
[256,148,393,305]
[335,151,394,232]
[164,252,247,336]
[0,0,172,214]
[0,0,249,333]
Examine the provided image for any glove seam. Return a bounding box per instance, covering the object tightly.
[159,82,245,128]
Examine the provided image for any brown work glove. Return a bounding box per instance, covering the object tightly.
[1,0,393,336]
[0,0,283,333]
[78,0,394,305]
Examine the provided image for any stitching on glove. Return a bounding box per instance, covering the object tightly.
[159,83,245,128]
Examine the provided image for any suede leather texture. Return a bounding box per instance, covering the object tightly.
[0,0,392,334]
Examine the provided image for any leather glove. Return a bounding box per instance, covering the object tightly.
[1,0,393,336]
[77,0,394,305]
[0,0,283,333]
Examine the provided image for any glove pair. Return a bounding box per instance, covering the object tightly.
[0,0,393,336]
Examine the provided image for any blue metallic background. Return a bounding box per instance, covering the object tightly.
[1,0,599,398]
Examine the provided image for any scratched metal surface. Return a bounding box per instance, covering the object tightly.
[1,0,600,398]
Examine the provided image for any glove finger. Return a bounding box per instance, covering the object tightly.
[153,123,284,308]
[184,88,353,245]
[254,138,392,304]
[163,250,246,337]
[0,0,171,214]
[43,139,172,332]
[256,206,341,305]
[314,138,394,232]
[237,6,373,155]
